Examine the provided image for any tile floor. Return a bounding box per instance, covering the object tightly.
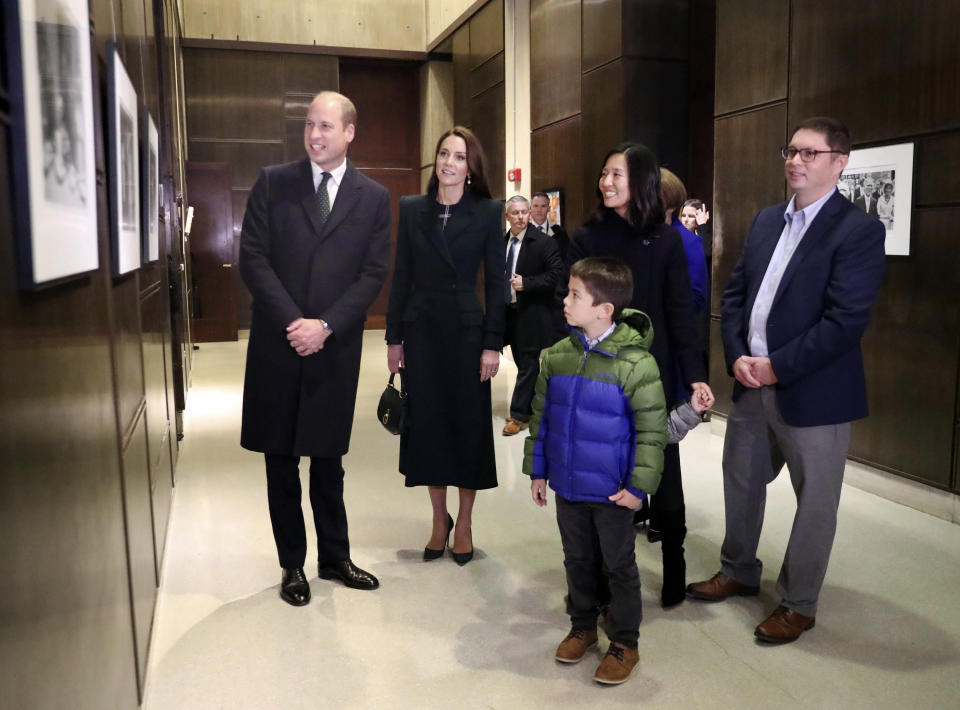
[142,333,960,710]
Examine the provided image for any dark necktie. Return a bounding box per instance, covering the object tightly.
[316,172,332,224]
[505,236,518,301]
[534,223,545,234]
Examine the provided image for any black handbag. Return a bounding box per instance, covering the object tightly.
[377,369,407,435]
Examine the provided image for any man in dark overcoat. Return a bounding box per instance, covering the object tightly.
[502,195,564,435]
[239,91,391,605]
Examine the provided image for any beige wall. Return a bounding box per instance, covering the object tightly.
[426,0,487,46]
[503,0,530,201]
[419,61,455,191]
[183,0,425,51]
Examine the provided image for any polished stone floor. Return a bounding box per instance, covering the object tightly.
[142,333,960,710]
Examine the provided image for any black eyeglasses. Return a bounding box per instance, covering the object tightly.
[780,146,847,162]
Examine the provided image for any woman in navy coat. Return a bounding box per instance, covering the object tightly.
[386,127,506,565]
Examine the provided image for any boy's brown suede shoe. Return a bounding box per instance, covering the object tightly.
[593,642,639,684]
[554,628,598,663]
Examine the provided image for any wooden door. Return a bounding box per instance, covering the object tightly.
[185,161,237,342]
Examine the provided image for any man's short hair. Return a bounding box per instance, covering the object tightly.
[659,168,687,215]
[506,194,529,209]
[793,116,851,154]
[569,257,634,319]
[314,91,358,129]
[531,191,549,201]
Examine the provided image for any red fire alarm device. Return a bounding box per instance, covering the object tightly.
[508,168,521,182]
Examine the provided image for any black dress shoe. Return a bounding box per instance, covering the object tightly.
[424,513,454,561]
[451,529,473,566]
[319,560,379,590]
[280,567,311,606]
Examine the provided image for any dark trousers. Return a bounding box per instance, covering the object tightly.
[649,443,684,525]
[556,495,642,648]
[505,306,541,421]
[264,453,349,569]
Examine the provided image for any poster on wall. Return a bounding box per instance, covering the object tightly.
[107,40,141,276]
[3,0,99,289]
[544,188,563,227]
[839,142,914,256]
[141,109,159,263]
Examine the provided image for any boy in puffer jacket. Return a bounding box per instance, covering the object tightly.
[523,256,680,685]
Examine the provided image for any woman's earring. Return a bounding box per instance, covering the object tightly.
[467,174,472,185]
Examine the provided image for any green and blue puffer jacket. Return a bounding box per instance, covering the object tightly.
[522,309,667,502]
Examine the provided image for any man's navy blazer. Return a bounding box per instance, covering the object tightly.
[721,189,886,427]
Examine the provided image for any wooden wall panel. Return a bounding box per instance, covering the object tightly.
[532,116,584,234]
[113,277,147,438]
[281,54,339,94]
[472,84,507,200]
[471,51,505,98]
[623,58,689,176]
[580,60,625,208]
[714,0,788,115]
[851,208,960,487]
[469,0,504,69]
[788,0,960,143]
[622,0,689,59]
[187,139,284,189]
[529,0,581,129]
[453,25,472,126]
[582,0,622,74]
[914,133,960,207]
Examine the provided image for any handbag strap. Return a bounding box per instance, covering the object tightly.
[389,368,407,396]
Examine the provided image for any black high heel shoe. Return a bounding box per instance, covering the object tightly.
[423,513,454,561]
[451,528,473,566]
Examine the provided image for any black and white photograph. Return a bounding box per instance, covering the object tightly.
[3,0,98,288]
[107,40,141,276]
[141,110,160,263]
[842,142,914,256]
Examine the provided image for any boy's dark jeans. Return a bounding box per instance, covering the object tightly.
[556,494,641,648]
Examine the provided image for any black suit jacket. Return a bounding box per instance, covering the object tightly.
[506,228,564,350]
[853,193,879,217]
[721,190,885,426]
[239,157,391,456]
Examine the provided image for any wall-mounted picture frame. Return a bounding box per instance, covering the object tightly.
[141,109,159,263]
[840,142,914,256]
[543,187,563,227]
[107,40,141,276]
[3,0,99,289]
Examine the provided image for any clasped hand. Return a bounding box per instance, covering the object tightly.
[286,318,329,357]
[733,356,777,387]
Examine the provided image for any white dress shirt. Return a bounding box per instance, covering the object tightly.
[505,227,527,304]
[310,157,348,209]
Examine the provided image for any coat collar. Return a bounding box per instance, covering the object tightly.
[300,157,361,243]
[418,189,479,271]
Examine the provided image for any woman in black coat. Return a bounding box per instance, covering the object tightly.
[568,142,713,606]
[385,127,505,566]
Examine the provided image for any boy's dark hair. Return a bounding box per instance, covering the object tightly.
[793,116,852,154]
[569,257,634,319]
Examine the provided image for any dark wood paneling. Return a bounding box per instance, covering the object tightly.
[686,0,717,206]
[714,0,788,115]
[914,133,960,206]
[340,60,420,169]
[122,412,158,691]
[471,51,505,98]
[851,208,960,487]
[711,105,787,314]
[469,0,504,69]
[113,276,147,435]
[453,25,472,126]
[530,0,581,129]
[582,0,622,74]
[622,0,689,60]
[532,116,584,233]
[472,83,507,201]
[581,60,625,209]
[187,139,284,189]
[624,58,689,175]
[280,53,339,94]
[789,0,960,143]
[708,317,734,415]
[184,48,283,139]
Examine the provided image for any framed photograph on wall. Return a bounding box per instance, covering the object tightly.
[3,0,99,289]
[839,142,914,256]
[543,188,563,227]
[141,109,159,263]
[107,40,141,276]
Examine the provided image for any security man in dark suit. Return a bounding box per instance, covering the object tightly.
[687,117,885,643]
[239,91,391,605]
[502,195,564,435]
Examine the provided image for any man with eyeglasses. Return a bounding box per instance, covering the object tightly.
[687,117,886,644]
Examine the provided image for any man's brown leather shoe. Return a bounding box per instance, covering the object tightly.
[502,418,528,436]
[755,605,815,644]
[593,642,639,685]
[686,571,759,601]
[555,628,598,663]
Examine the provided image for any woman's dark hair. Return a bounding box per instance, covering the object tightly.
[593,142,664,233]
[426,126,492,199]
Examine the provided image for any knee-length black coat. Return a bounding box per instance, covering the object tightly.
[385,191,506,489]
[239,158,391,457]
